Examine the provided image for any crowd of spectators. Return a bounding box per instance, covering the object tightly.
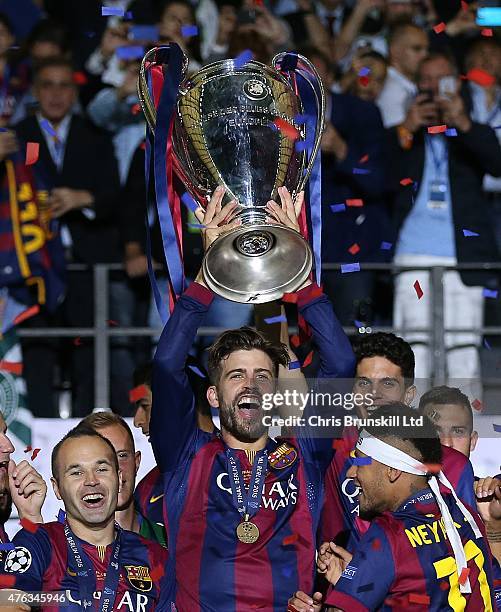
[0,0,499,417]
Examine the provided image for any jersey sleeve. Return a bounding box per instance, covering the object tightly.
[324,522,395,612]
[150,282,214,473]
[2,528,51,592]
[441,445,476,508]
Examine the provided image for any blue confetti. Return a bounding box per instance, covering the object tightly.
[233,49,253,68]
[445,128,457,137]
[101,6,125,16]
[181,24,198,37]
[354,319,364,328]
[288,360,301,370]
[380,241,392,250]
[264,314,287,324]
[187,364,206,378]
[116,45,144,60]
[330,203,346,213]
[484,338,491,350]
[483,288,498,299]
[57,509,66,523]
[341,263,360,274]
[130,25,159,40]
[493,424,501,433]
[181,192,198,212]
[0,543,14,550]
[40,119,57,137]
[352,168,371,175]
[353,456,372,465]
[462,229,479,237]
[358,66,370,77]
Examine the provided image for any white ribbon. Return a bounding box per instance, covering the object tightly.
[356,429,482,594]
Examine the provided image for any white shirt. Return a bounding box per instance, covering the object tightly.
[376,66,417,128]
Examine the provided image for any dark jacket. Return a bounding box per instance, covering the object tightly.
[388,121,501,286]
[15,114,121,264]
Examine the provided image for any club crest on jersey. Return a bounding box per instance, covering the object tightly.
[268,443,297,470]
[125,565,152,592]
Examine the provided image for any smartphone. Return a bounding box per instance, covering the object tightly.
[476,7,501,26]
[438,76,456,99]
[237,9,256,25]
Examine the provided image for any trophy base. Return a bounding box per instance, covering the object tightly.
[202,224,313,304]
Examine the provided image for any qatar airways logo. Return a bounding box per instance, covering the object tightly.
[66,590,150,611]
[342,477,360,515]
[216,472,298,510]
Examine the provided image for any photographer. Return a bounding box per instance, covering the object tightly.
[389,52,501,390]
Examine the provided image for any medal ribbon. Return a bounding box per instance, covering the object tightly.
[226,449,268,519]
[64,522,123,610]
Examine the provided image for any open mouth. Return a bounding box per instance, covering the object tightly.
[81,493,105,509]
[0,460,8,478]
[236,395,261,420]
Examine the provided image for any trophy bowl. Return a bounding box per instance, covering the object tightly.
[139,47,324,303]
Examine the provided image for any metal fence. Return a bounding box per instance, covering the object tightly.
[15,262,501,408]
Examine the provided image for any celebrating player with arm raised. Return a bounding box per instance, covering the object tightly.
[150,185,355,610]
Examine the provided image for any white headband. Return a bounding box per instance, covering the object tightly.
[356,429,482,594]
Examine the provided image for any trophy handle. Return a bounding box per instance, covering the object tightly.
[137,45,190,132]
[271,52,326,194]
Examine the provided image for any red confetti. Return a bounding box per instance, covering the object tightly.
[31,448,41,461]
[358,75,369,87]
[290,334,300,348]
[73,337,82,346]
[459,567,470,585]
[13,304,39,325]
[408,593,430,605]
[472,399,483,412]
[282,533,299,546]
[273,118,299,141]
[481,28,493,37]
[302,350,314,368]
[131,103,141,115]
[0,574,16,588]
[282,292,298,303]
[346,198,364,207]
[140,141,146,150]
[400,178,413,186]
[413,280,423,299]
[107,319,119,326]
[359,154,369,163]
[348,243,360,255]
[72,71,88,85]
[466,68,496,88]
[20,518,38,533]
[24,445,32,453]
[371,538,381,550]
[433,22,446,33]
[0,360,22,375]
[129,384,149,403]
[427,125,447,134]
[25,142,39,165]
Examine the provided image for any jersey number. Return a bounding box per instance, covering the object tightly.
[433,539,492,612]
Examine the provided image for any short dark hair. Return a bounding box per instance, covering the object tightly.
[52,426,119,481]
[34,57,75,83]
[352,332,415,386]
[358,50,388,66]
[133,361,152,388]
[419,51,457,75]
[465,37,501,68]
[0,13,14,36]
[26,19,69,54]
[207,327,290,385]
[79,411,136,450]
[365,403,442,466]
[418,386,473,431]
[388,20,424,46]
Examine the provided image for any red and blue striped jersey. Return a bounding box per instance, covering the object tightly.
[321,426,477,551]
[2,521,168,611]
[150,282,355,611]
[325,488,497,611]
[135,466,165,530]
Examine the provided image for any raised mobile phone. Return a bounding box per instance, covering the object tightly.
[476,7,501,26]
[438,76,457,99]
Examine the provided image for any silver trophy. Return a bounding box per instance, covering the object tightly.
[138,46,325,303]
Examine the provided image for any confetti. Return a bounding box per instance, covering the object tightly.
[380,241,392,250]
[73,337,82,346]
[348,243,360,255]
[359,154,369,163]
[129,384,149,403]
[427,125,447,134]
[358,66,370,77]
[57,509,66,523]
[0,575,15,588]
[408,593,430,605]
[288,360,301,370]
[181,192,198,212]
[20,518,38,533]
[264,314,287,324]
[353,168,370,175]
[481,28,493,37]
[493,424,501,433]
[433,22,446,33]
[0,543,14,550]
[282,533,299,546]
[73,71,88,85]
[24,445,32,453]
[346,198,363,207]
[31,448,41,461]
[116,45,144,60]
[341,263,360,274]
[25,142,39,165]
[466,68,496,88]
[0,361,22,375]
[290,334,300,347]
[233,49,253,68]
[458,567,470,585]
[355,214,366,225]
[13,304,39,325]
[302,350,314,368]
[462,229,479,237]
[354,319,364,329]
[353,456,372,465]
[101,6,126,16]
[187,364,206,378]
[130,25,159,40]
[472,399,483,412]
[413,280,423,299]
[330,203,346,213]
[273,118,299,141]
[484,338,491,350]
[445,128,457,137]
[483,288,498,299]
[181,24,198,37]
[400,178,413,186]
[40,119,57,137]
[107,319,119,326]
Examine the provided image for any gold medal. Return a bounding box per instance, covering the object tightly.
[236,515,260,544]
